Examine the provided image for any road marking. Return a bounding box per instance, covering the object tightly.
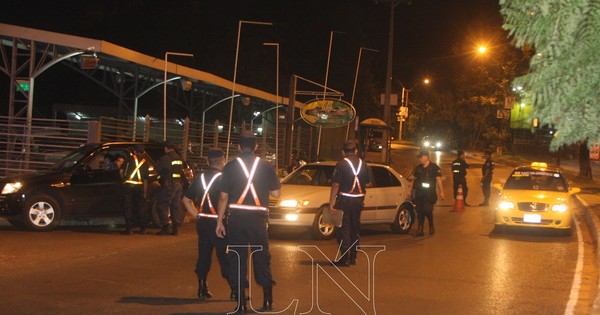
[564,214,584,315]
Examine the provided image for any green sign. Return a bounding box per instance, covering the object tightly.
[16,80,30,93]
[300,99,356,128]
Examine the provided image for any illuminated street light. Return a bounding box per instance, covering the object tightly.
[478,45,487,54]
[163,51,194,141]
[226,20,273,160]
[397,78,431,140]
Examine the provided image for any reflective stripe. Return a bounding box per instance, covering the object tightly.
[126,156,145,184]
[197,213,219,219]
[200,172,221,215]
[171,160,183,165]
[342,158,364,196]
[229,157,265,212]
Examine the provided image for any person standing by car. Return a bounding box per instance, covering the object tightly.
[451,150,469,206]
[329,140,370,267]
[479,150,494,206]
[182,148,234,301]
[215,131,281,314]
[411,150,445,236]
[121,145,149,235]
[155,141,185,236]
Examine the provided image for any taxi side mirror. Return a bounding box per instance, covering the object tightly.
[569,187,581,195]
[492,183,503,190]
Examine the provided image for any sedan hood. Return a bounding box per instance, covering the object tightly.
[275,184,330,208]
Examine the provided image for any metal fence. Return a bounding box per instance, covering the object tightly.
[0,115,320,178]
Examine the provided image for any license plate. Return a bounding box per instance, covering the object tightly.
[523,213,541,223]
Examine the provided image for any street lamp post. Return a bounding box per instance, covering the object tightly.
[348,46,379,139]
[133,76,181,141]
[163,51,194,141]
[226,20,273,160]
[200,94,241,157]
[398,78,430,140]
[263,42,280,170]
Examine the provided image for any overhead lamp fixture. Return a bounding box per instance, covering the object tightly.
[80,52,99,70]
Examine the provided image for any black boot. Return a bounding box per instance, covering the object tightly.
[258,286,274,312]
[350,251,357,265]
[120,218,133,235]
[197,279,213,300]
[232,288,247,314]
[334,251,350,267]
[429,223,435,235]
[156,225,170,235]
[171,225,178,236]
[415,224,424,236]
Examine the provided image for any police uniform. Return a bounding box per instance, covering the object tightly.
[451,151,469,204]
[183,148,233,300]
[331,141,369,266]
[155,141,185,235]
[480,151,494,206]
[216,131,280,313]
[122,145,149,234]
[412,150,442,236]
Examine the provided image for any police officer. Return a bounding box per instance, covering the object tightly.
[329,140,370,267]
[411,150,445,236]
[451,150,469,206]
[155,140,185,235]
[182,148,235,301]
[121,145,149,235]
[215,131,281,314]
[479,150,494,206]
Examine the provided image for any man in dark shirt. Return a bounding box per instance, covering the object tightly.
[182,148,234,301]
[480,150,494,206]
[155,141,185,235]
[329,140,370,267]
[451,150,469,206]
[411,150,445,236]
[215,131,281,313]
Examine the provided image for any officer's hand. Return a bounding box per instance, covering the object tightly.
[216,221,226,238]
[440,193,446,201]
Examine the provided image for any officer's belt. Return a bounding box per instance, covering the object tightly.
[340,192,365,197]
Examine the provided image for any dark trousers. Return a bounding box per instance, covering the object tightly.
[226,212,273,289]
[196,218,230,284]
[453,177,468,202]
[415,198,435,230]
[336,196,363,262]
[156,180,183,227]
[482,178,492,203]
[123,184,146,227]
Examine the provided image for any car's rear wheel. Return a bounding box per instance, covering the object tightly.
[312,207,336,240]
[391,206,413,234]
[21,194,61,231]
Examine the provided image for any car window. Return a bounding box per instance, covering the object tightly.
[371,166,401,188]
[92,148,130,171]
[283,165,333,186]
[504,171,567,192]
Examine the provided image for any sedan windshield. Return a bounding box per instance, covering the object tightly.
[504,171,567,192]
[282,165,334,186]
[50,144,98,170]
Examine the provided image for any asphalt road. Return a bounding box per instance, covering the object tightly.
[0,145,596,314]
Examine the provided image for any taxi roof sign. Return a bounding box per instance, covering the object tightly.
[531,162,548,169]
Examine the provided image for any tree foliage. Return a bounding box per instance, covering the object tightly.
[500,0,600,150]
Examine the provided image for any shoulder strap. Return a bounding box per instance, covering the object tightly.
[199,172,222,215]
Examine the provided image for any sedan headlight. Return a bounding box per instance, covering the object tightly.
[498,201,514,210]
[423,141,431,147]
[551,203,568,212]
[2,182,23,195]
[436,142,442,148]
[279,199,309,208]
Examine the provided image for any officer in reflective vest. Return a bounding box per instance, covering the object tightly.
[329,140,370,267]
[411,150,445,236]
[121,144,149,235]
[182,148,235,301]
[215,131,281,314]
[155,140,185,235]
[451,150,469,205]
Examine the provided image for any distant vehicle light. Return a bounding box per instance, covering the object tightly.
[436,142,442,148]
[424,141,431,147]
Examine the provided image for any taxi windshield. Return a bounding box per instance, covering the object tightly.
[504,171,567,192]
[283,165,334,186]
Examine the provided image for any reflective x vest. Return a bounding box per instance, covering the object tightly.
[171,159,183,178]
[125,156,146,185]
[197,172,221,219]
[340,158,364,198]
[228,157,267,212]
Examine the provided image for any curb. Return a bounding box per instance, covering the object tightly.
[574,194,600,312]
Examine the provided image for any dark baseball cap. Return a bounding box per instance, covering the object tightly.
[238,130,256,147]
[207,148,224,159]
[343,140,357,151]
[417,150,430,157]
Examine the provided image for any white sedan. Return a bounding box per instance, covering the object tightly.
[268,161,415,239]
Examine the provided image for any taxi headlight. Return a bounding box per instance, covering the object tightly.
[279,199,309,208]
[2,182,23,195]
[552,203,568,212]
[498,201,514,210]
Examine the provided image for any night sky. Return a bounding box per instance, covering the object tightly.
[0,0,504,115]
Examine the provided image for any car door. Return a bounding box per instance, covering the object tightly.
[371,166,405,222]
[70,147,129,217]
[361,167,378,223]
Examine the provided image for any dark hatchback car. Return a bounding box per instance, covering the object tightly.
[0,142,191,231]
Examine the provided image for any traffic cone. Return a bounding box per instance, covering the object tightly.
[452,184,465,212]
